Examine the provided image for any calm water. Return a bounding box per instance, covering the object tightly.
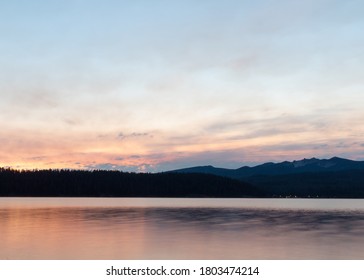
[1,198,364,259]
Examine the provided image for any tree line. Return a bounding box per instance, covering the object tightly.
[0,168,261,197]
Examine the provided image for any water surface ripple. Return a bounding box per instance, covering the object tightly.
[1,198,363,259]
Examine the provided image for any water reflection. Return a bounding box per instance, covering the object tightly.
[1,198,364,259]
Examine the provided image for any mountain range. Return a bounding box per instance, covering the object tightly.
[170,157,364,198]
[170,157,364,179]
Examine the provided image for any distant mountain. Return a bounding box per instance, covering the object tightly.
[169,157,364,198]
[169,157,364,179]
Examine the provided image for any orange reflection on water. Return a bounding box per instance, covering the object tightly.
[1,198,364,259]
[0,206,147,259]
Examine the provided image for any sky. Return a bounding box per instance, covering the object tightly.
[1,0,364,172]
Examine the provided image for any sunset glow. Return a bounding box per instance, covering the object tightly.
[1,0,364,172]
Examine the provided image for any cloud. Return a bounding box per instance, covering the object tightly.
[85,162,155,173]
[206,113,325,133]
[117,132,151,140]
[226,127,302,141]
[63,118,81,126]
[27,156,48,161]
[5,89,60,111]
[85,163,124,171]
[129,155,141,159]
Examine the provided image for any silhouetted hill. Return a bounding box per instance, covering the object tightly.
[0,168,260,198]
[169,157,364,198]
[170,157,364,178]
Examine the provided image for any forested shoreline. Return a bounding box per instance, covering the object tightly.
[1,168,364,198]
[0,168,260,197]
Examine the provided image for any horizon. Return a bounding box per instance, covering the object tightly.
[1,1,364,172]
[0,155,360,173]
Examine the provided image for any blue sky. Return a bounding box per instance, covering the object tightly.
[1,0,364,171]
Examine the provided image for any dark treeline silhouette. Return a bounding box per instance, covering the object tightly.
[1,166,363,198]
[245,169,364,198]
[0,168,261,197]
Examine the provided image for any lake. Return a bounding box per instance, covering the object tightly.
[1,198,364,259]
